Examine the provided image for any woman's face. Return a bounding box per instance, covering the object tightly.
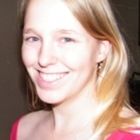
[22,0,106,104]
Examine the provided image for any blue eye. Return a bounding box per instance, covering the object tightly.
[62,37,75,43]
[24,36,39,43]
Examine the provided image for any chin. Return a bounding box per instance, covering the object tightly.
[36,87,67,105]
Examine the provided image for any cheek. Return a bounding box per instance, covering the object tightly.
[62,48,96,70]
[61,39,100,69]
[21,46,38,67]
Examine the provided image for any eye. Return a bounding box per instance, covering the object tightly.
[24,36,40,43]
[61,37,75,43]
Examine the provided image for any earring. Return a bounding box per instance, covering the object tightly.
[97,61,103,76]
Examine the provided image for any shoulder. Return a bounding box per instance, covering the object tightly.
[108,107,140,139]
[120,106,138,118]
[17,110,50,140]
[19,110,48,125]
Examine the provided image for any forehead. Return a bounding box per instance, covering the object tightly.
[24,0,88,35]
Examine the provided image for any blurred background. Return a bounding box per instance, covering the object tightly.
[0,0,139,139]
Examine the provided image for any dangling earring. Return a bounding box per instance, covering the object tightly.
[97,61,103,76]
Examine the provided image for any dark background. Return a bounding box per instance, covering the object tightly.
[0,0,139,139]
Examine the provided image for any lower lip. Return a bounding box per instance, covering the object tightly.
[36,72,69,89]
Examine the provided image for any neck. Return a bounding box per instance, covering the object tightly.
[51,88,98,134]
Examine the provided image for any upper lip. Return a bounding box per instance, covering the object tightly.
[35,66,70,74]
[37,69,69,74]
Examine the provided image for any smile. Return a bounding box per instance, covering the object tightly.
[36,71,70,89]
[39,72,68,82]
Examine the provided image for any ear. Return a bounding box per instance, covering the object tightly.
[96,40,112,63]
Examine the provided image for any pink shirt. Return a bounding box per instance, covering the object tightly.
[10,119,19,140]
[10,119,140,140]
[107,128,140,140]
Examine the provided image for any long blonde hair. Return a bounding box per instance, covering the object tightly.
[64,0,140,138]
[19,0,140,139]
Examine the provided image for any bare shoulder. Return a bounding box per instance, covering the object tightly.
[120,106,138,118]
[17,110,50,140]
[120,106,140,128]
[19,110,49,124]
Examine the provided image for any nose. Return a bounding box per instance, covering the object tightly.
[38,43,57,67]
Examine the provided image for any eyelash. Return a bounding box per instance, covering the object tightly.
[24,36,40,43]
[61,37,75,43]
[23,36,76,45]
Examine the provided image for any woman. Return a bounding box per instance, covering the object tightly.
[10,0,140,139]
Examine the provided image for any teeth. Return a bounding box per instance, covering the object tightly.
[40,73,65,82]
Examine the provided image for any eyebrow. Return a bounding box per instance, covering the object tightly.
[55,29,81,35]
[23,28,82,35]
[23,28,87,41]
[23,28,38,35]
